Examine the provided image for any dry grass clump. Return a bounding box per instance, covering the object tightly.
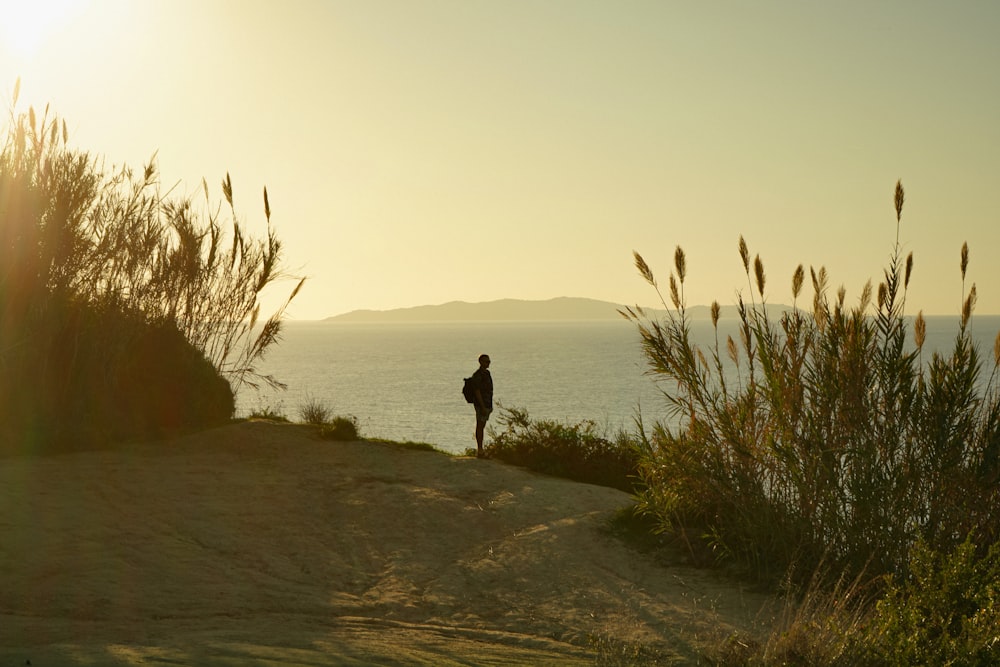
[299,395,334,425]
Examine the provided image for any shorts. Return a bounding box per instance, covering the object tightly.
[476,405,493,424]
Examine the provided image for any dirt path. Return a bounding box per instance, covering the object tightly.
[0,421,774,665]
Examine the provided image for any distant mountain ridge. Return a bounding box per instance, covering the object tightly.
[324,297,758,323]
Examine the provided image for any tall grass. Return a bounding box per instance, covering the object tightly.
[1,83,302,446]
[3,87,303,390]
[622,180,1000,587]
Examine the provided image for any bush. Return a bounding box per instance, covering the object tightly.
[321,416,361,441]
[0,87,301,449]
[0,293,234,448]
[865,537,1000,666]
[624,181,1000,586]
[486,405,641,492]
[103,316,235,439]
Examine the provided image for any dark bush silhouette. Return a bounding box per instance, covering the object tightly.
[1,85,298,451]
[1,297,234,450]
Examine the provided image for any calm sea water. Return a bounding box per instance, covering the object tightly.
[238,316,1000,455]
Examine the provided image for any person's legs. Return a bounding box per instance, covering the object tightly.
[475,405,491,457]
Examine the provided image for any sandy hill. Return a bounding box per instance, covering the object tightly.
[1,421,775,665]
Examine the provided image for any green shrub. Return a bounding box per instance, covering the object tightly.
[486,405,641,492]
[701,538,1000,666]
[866,537,1000,666]
[321,416,360,441]
[624,181,1000,585]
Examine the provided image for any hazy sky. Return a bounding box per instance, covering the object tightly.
[2,0,998,319]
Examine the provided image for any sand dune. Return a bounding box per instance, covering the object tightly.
[1,421,774,665]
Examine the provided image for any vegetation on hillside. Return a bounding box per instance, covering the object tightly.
[485,404,641,492]
[0,82,302,449]
[623,181,1000,663]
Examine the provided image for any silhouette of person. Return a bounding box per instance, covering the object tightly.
[471,353,493,457]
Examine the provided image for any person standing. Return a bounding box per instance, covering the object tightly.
[471,353,493,458]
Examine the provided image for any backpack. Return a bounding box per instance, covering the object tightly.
[462,376,476,404]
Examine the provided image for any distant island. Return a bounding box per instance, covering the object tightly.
[324,297,756,323]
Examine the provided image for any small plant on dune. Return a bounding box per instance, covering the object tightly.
[299,395,334,425]
[320,416,361,441]
[486,404,641,492]
[247,402,290,422]
[624,180,1000,587]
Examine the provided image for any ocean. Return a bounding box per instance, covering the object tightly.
[237,316,1000,455]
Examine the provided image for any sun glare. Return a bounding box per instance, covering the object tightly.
[0,0,89,61]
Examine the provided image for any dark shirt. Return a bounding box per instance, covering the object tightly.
[473,368,493,409]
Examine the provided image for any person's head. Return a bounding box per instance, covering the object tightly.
[478,353,490,368]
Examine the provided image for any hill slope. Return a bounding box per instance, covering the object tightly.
[1,421,775,665]
[324,297,772,323]
[326,296,628,322]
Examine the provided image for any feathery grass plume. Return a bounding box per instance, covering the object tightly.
[222,171,233,206]
[914,311,926,350]
[811,266,829,330]
[994,330,1000,367]
[711,301,721,328]
[962,283,977,329]
[263,186,271,221]
[894,179,904,222]
[696,347,708,371]
[727,334,739,365]
[878,282,888,310]
[837,285,846,310]
[904,252,914,289]
[754,255,765,297]
[961,242,969,281]
[859,280,873,314]
[739,314,751,350]
[674,245,686,283]
[669,274,681,309]
[792,264,805,301]
[739,235,750,273]
[633,251,655,286]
